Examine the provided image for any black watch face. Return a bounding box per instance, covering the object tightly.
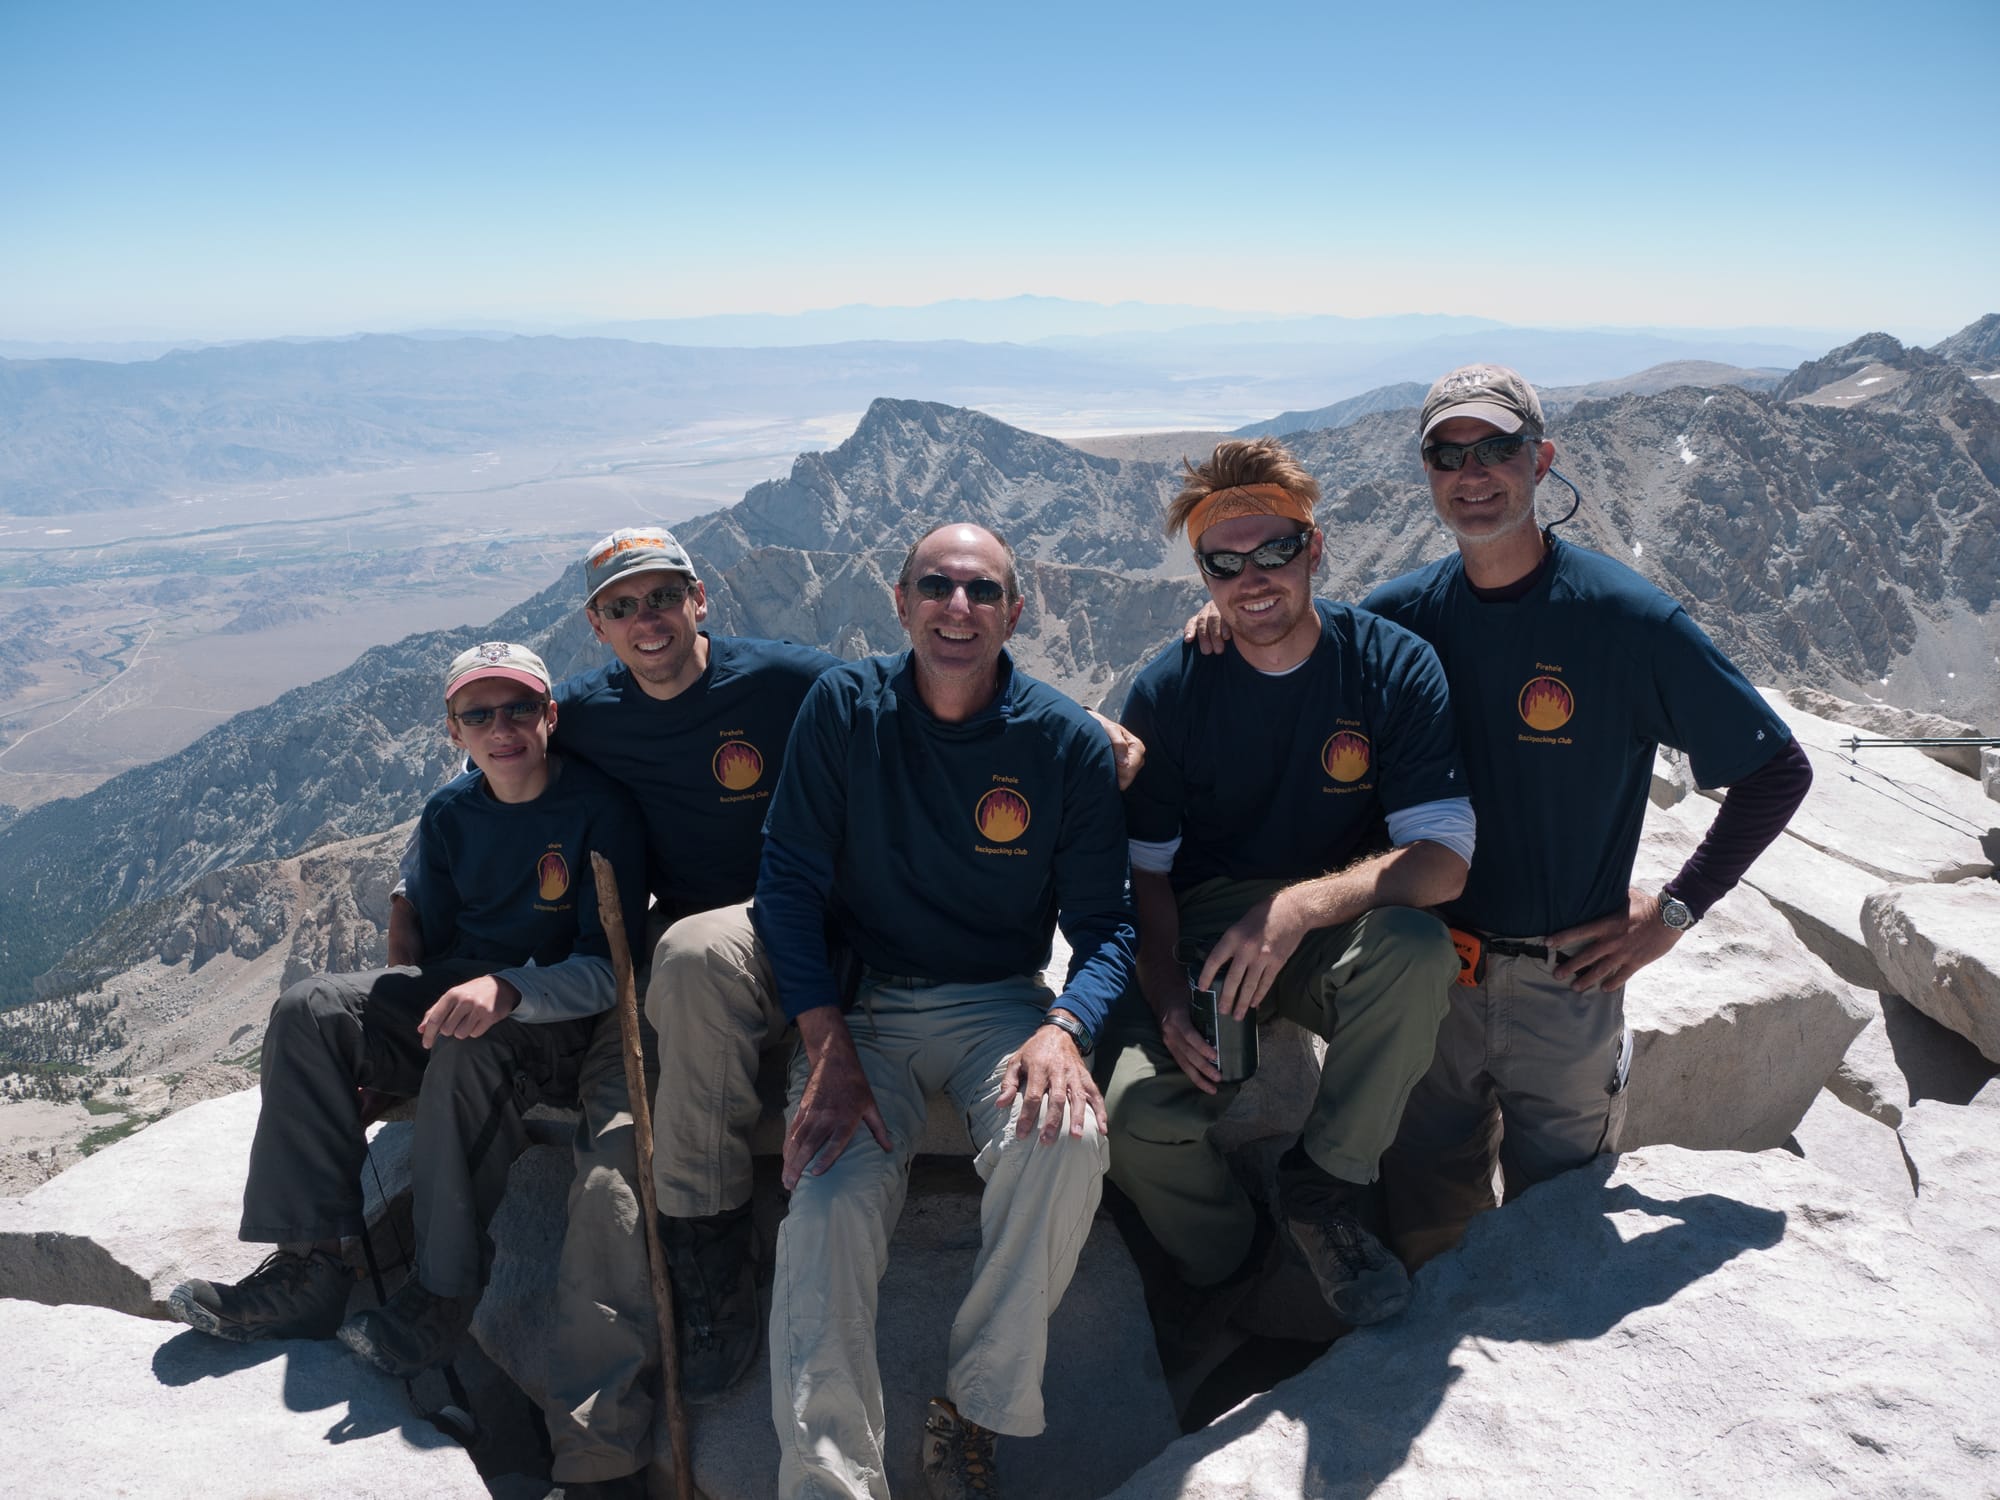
[1662,897,1692,930]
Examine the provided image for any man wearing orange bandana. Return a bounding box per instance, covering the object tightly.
[1102,437,1472,1374]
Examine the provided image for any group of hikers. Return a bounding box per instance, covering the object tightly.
[166,363,1811,1499]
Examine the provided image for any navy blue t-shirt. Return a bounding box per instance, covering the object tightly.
[1363,537,1789,936]
[1120,600,1464,891]
[555,634,839,919]
[406,754,648,969]
[761,651,1135,1023]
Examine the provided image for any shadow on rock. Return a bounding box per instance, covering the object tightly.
[150,1327,409,1442]
[1189,1164,1787,1497]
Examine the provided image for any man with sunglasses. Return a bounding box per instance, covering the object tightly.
[753,521,1135,1499]
[1360,364,1811,1268]
[171,643,648,1396]
[1103,438,1470,1370]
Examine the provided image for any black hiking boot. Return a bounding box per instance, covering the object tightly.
[660,1204,759,1402]
[921,1397,1000,1498]
[336,1275,473,1378]
[168,1248,351,1343]
[1276,1144,1410,1326]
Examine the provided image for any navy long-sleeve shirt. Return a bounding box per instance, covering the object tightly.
[754,650,1135,1035]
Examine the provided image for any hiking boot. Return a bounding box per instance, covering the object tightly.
[921,1397,1000,1498]
[1276,1147,1410,1326]
[336,1275,473,1377]
[660,1205,759,1402]
[168,1248,351,1343]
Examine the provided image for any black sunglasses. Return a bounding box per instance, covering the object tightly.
[594,582,692,621]
[1195,530,1314,580]
[1422,433,1535,471]
[450,699,547,729]
[913,573,1008,606]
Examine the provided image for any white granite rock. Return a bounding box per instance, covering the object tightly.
[1788,1087,1912,1207]
[1863,880,2000,1062]
[1782,686,1985,778]
[0,1297,488,1499]
[1620,806,1871,1151]
[1984,746,1999,802]
[1900,1089,2000,1319]
[1758,691,1994,884]
[1647,745,1699,807]
[1826,991,2000,1128]
[0,1086,411,1318]
[1103,1144,2000,1499]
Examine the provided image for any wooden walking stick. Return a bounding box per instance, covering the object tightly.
[591,852,710,1500]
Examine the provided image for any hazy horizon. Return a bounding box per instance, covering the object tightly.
[2,298,1957,359]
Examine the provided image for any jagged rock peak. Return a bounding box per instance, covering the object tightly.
[1776,331,1935,401]
[680,397,1177,578]
[1933,313,2000,368]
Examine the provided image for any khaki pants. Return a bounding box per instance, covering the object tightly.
[771,976,1107,1500]
[645,902,790,1219]
[544,1011,662,1483]
[1098,878,1456,1287]
[1381,946,1631,1270]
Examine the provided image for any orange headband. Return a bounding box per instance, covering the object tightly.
[1183,483,1316,548]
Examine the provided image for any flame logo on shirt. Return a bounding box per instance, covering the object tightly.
[711,740,765,791]
[975,788,1031,843]
[1321,731,1371,784]
[1518,676,1575,731]
[537,852,571,901]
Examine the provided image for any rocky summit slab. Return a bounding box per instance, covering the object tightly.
[1864,879,2000,1063]
[1101,1142,2000,1499]
[0,1087,411,1318]
[0,1297,488,1500]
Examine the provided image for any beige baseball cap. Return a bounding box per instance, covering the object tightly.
[444,641,552,700]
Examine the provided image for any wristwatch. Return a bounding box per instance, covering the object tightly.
[1659,894,1695,932]
[1040,1011,1095,1057]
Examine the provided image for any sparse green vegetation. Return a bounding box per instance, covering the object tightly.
[78,1112,157,1155]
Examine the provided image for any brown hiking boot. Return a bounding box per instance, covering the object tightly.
[921,1397,1000,1498]
[168,1248,351,1343]
[1276,1147,1410,1326]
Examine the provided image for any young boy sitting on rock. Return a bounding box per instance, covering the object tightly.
[170,641,647,1380]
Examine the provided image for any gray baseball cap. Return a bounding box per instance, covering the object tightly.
[583,526,696,607]
[1419,364,1546,442]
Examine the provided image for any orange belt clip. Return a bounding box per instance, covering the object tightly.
[1448,927,1483,987]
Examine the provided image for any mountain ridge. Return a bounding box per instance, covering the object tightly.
[3,343,1997,1003]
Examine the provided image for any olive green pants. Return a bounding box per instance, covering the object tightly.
[1098,877,1456,1287]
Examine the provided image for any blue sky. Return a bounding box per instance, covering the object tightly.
[2,0,1993,341]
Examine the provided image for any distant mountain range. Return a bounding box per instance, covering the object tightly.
[1233,362,1789,440]
[5,297,1878,360]
[8,315,1926,515]
[2,318,1995,1004]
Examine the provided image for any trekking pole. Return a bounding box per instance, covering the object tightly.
[591,854,708,1500]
